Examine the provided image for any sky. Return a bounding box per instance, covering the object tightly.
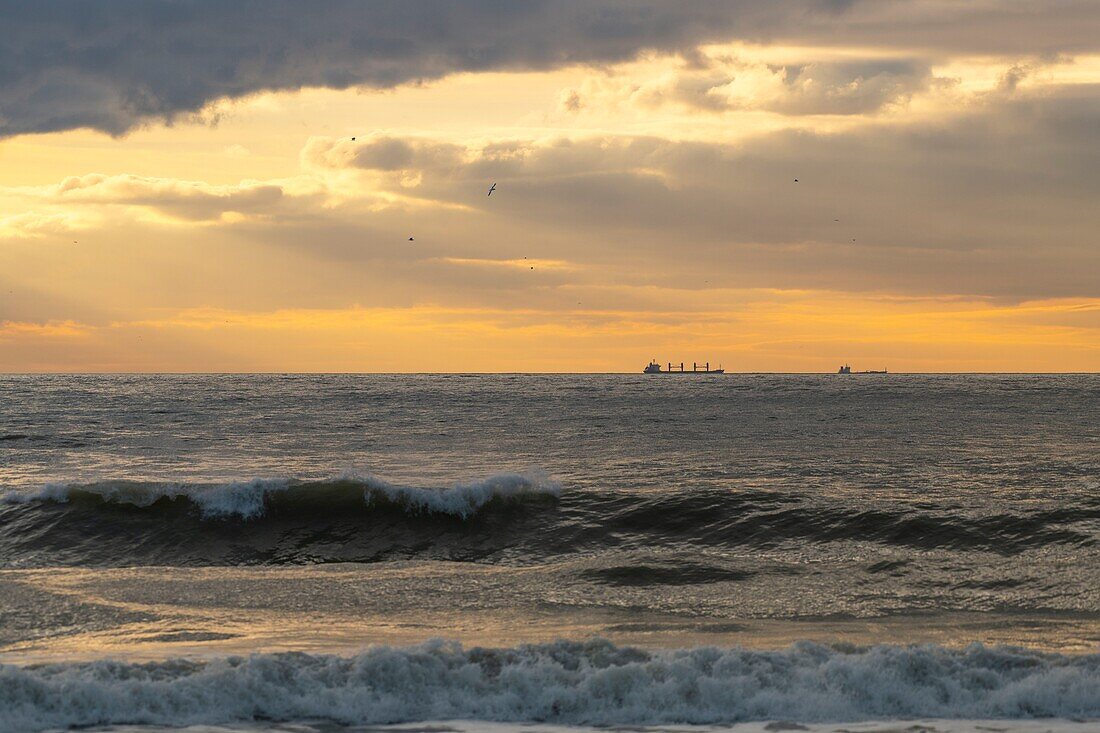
[1,0,1099,372]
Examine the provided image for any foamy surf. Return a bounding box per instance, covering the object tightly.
[36,721,1100,733]
[0,471,561,520]
[1,640,1098,733]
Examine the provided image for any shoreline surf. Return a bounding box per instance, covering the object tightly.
[2,639,1099,733]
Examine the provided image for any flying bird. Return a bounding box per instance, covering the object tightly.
[794,179,799,183]
[488,183,497,196]
[351,137,356,141]
[408,237,414,241]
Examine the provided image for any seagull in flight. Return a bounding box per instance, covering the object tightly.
[487,183,497,196]
[408,237,414,241]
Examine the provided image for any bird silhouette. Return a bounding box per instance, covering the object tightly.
[408,237,414,241]
[488,183,497,196]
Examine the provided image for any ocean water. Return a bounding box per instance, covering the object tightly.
[0,374,1098,732]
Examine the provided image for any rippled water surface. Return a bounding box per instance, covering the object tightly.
[1,374,1098,732]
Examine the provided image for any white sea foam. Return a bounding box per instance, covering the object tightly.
[29,721,1100,733]
[0,472,560,520]
[0,640,1097,733]
[0,478,290,518]
[362,471,561,517]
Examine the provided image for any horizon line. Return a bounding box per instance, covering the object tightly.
[2,371,1099,376]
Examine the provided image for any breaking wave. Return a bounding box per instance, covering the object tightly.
[3,471,560,520]
[1,640,1097,733]
[0,474,1097,567]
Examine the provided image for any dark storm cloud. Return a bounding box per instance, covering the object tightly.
[3,0,1100,137]
[0,0,840,137]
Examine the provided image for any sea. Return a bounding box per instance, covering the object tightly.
[0,373,1097,733]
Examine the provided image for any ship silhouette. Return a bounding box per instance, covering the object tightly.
[838,364,887,374]
[644,360,724,374]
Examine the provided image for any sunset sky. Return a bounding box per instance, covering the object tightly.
[2,1,1099,372]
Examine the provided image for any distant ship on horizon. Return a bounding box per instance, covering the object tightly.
[838,364,888,374]
[644,360,725,374]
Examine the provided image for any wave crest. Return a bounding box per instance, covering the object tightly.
[2,472,561,520]
[2,479,1095,567]
[1,640,1098,732]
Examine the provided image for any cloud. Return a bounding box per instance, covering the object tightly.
[4,1,1100,137]
[768,59,935,114]
[6,88,1099,310]
[437,257,576,271]
[22,173,324,223]
[560,89,584,113]
[303,136,465,174]
[298,88,1100,300]
[0,320,91,339]
[622,56,935,116]
[0,0,836,137]
[0,210,89,238]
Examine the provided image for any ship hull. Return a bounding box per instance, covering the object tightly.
[645,370,725,375]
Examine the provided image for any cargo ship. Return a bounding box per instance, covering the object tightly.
[838,364,888,374]
[644,360,724,374]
